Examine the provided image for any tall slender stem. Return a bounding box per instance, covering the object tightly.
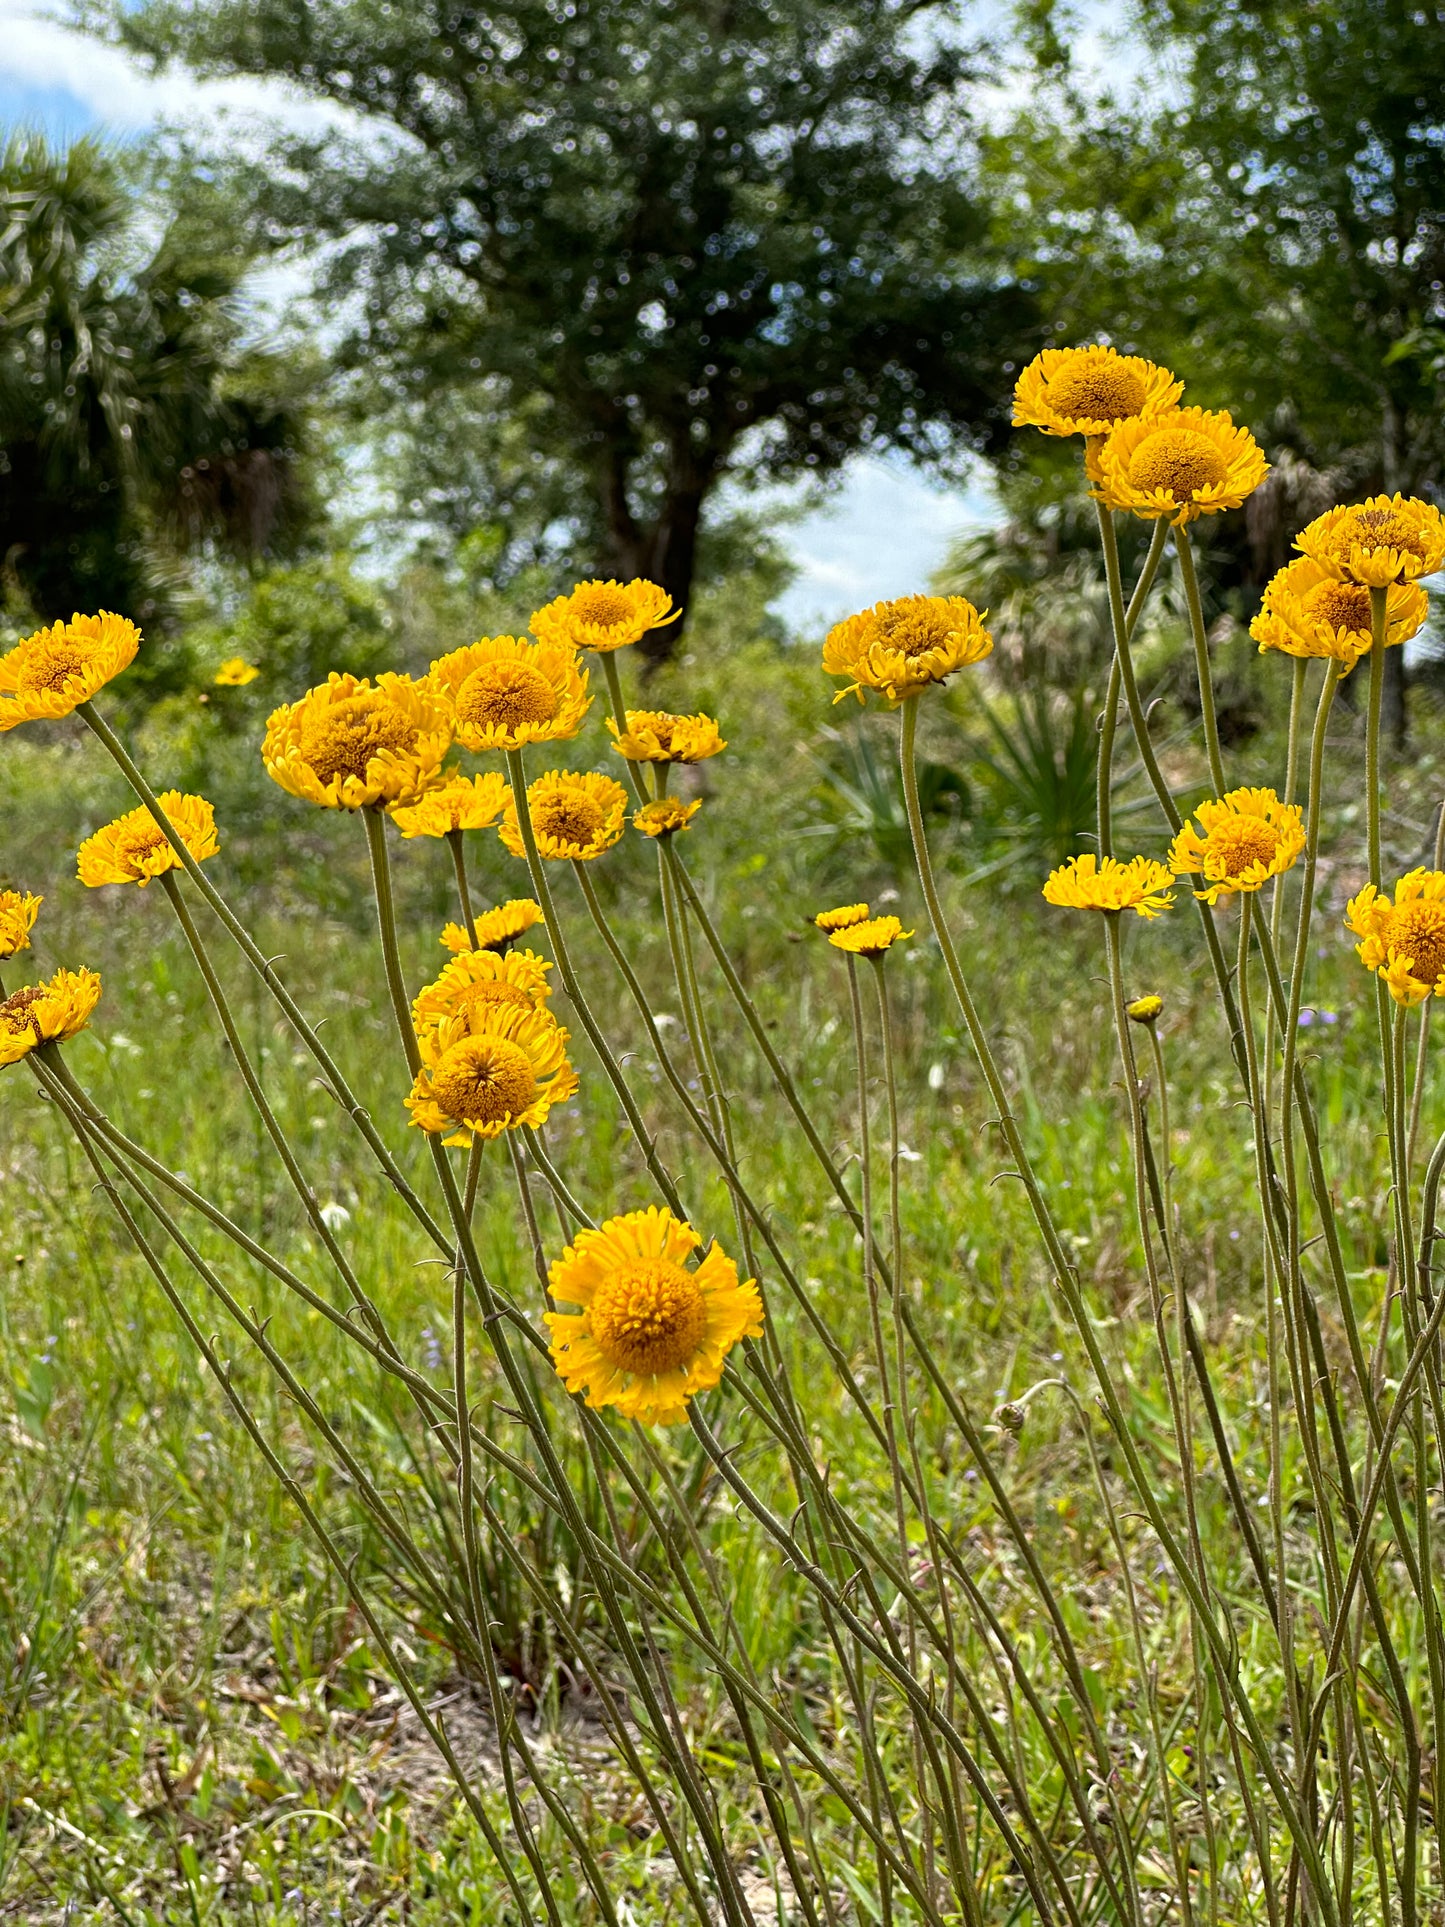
[1175,524,1226,795]
[363,805,420,1077]
[446,828,480,949]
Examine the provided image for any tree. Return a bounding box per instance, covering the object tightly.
[0,133,314,656]
[91,0,1038,656]
[988,0,1445,739]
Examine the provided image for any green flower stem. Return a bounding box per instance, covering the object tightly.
[1367,590,1388,888]
[523,1126,596,1233]
[1096,514,1170,857]
[600,651,649,804]
[502,747,684,1218]
[1175,523,1226,796]
[1095,506,1181,830]
[157,870,387,1334]
[362,805,421,1078]
[445,828,480,949]
[1264,657,1309,1120]
[1405,797,1445,1170]
[77,699,450,1255]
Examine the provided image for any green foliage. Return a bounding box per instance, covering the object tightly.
[90,0,1038,649]
[0,133,319,659]
[187,556,395,693]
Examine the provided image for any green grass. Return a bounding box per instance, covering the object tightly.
[1,653,1442,1921]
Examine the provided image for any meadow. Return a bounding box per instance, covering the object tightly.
[1,590,1439,1922]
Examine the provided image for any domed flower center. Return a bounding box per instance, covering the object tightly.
[17,640,90,695]
[114,821,170,869]
[1128,428,1229,499]
[572,585,636,629]
[458,661,559,730]
[534,788,606,847]
[874,605,953,658]
[452,981,534,1019]
[1348,508,1426,560]
[634,711,678,752]
[300,694,419,786]
[587,1258,708,1376]
[1385,903,1445,986]
[1208,816,1280,876]
[428,1034,538,1126]
[1307,581,1372,635]
[0,985,43,1039]
[1047,361,1147,425]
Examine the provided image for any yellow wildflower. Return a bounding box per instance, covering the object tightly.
[405,1003,577,1143]
[1042,854,1175,918]
[1168,788,1304,904]
[391,770,511,837]
[500,770,629,863]
[214,657,260,687]
[77,792,219,888]
[607,709,726,764]
[0,967,102,1067]
[1251,557,1428,671]
[823,594,992,704]
[827,916,912,956]
[814,903,871,932]
[0,891,42,959]
[530,578,679,654]
[427,635,590,751]
[1346,870,1445,1006]
[0,612,141,730]
[1295,494,1445,588]
[262,672,451,811]
[441,897,545,955]
[1127,994,1163,1025]
[411,947,553,1043]
[545,1206,764,1426]
[633,798,700,839]
[1096,406,1269,525]
[1013,345,1182,441]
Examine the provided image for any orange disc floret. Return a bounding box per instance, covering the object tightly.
[262,672,452,811]
[500,770,629,863]
[77,792,219,888]
[823,594,992,705]
[1096,406,1269,525]
[607,709,726,764]
[391,770,511,837]
[1251,558,1428,671]
[1346,870,1445,1006]
[1013,345,1182,440]
[1168,787,1304,904]
[633,798,701,839]
[0,967,102,1067]
[405,1002,577,1143]
[0,890,42,960]
[441,897,545,955]
[1295,494,1445,588]
[827,915,912,956]
[0,612,141,730]
[427,635,590,751]
[1042,854,1175,918]
[411,947,553,1043]
[530,579,679,654]
[544,1205,764,1426]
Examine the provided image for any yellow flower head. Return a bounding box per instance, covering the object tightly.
[1127,994,1163,1025]
[1042,854,1176,918]
[1295,494,1445,588]
[441,897,545,955]
[823,594,992,704]
[214,657,260,687]
[1346,870,1445,1006]
[544,1205,764,1427]
[500,770,629,863]
[0,890,42,959]
[1250,557,1428,672]
[77,792,219,888]
[814,902,870,932]
[427,635,590,751]
[0,612,141,730]
[1168,787,1304,904]
[633,798,700,839]
[405,1002,577,1143]
[391,770,511,838]
[827,915,912,956]
[607,708,726,764]
[1013,345,1183,441]
[411,946,553,1043]
[262,672,452,811]
[1096,406,1268,525]
[0,966,102,1067]
[530,578,680,654]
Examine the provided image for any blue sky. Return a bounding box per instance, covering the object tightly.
[0,0,1000,630]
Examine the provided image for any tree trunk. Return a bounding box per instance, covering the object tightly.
[596,447,711,668]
